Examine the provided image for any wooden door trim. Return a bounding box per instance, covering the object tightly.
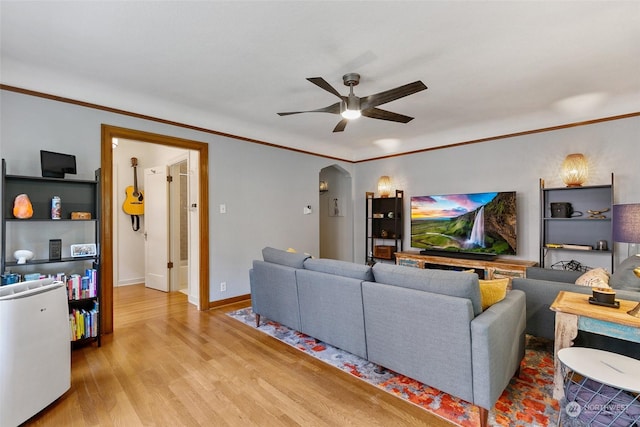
[100,124,210,333]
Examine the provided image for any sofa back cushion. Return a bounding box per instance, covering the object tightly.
[609,255,640,291]
[297,269,368,359]
[372,263,482,316]
[525,267,582,283]
[303,258,374,281]
[262,246,310,269]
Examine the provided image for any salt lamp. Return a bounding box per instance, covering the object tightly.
[13,194,33,219]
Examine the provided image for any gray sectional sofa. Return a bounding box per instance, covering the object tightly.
[512,262,640,342]
[249,247,527,427]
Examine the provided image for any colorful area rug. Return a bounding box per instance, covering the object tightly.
[228,308,560,426]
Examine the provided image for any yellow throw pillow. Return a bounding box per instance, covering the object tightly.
[479,278,510,310]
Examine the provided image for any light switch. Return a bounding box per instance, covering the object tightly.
[219,204,226,214]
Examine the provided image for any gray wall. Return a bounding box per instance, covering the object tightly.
[353,116,640,268]
[0,89,352,301]
[1,89,638,301]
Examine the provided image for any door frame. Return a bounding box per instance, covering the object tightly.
[100,124,210,334]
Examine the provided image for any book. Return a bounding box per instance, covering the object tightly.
[561,244,593,250]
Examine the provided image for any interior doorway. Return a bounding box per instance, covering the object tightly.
[100,124,210,334]
[112,145,191,295]
[319,165,353,261]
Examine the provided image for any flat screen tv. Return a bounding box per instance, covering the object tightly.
[40,150,77,178]
[410,191,517,259]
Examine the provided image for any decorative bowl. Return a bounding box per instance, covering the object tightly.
[592,287,616,305]
[13,249,34,264]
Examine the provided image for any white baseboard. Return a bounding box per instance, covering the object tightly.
[116,278,145,287]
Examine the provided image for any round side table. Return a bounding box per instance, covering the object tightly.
[558,347,640,426]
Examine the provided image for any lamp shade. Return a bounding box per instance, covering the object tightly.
[377,176,392,197]
[560,153,589,187]
[612,204,640,243]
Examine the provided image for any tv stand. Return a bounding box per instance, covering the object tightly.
[419,249,497,261]
[395,251,537,280]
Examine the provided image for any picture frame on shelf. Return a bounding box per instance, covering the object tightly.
[70,243,97,258]
[49,239,62,260]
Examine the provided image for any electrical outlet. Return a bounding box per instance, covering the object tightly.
[220,281,227,292]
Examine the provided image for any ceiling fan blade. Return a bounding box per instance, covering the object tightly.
[361,107,414,123]
[333,119,348,132]
[278,102,342,116]
[307,77,345,99]
[360,81,427,110]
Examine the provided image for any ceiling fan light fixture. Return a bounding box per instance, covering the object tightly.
[341,108,361,120]
[341,95,361,120]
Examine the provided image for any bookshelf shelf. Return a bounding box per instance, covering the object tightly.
[1,159,101,347]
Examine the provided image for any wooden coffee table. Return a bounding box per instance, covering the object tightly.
[550,291,640,399]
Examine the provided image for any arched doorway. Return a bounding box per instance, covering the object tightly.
[319,165,353,261]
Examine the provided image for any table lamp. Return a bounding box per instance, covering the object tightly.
[612,203,640,257]
[627,267,640,317]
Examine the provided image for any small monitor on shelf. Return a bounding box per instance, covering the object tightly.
[40,150,77,178]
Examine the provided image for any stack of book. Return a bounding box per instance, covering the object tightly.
[53,269,98,300]
[69,300,99,341]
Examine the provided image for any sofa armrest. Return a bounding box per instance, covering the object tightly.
[250,260,302,331]
[471,290,526,410]
[511,277,591,340]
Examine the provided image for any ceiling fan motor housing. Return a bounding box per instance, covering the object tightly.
[342,73,360,87]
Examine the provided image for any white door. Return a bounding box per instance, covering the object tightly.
[144,166,170,292]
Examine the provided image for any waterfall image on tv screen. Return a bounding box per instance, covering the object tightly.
[410,191,517,256]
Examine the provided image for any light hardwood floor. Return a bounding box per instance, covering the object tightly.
[25,284,455,426]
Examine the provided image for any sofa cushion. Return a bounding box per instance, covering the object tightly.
[303,258,374,282]
[575,267,610,288]
[525,267,583,283]
[610,255,640,291]
[262,246,310,269]
[372,263,482,316]
[297,269,368,359]
[478,278,509,310]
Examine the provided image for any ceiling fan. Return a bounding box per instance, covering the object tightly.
[278,73,428,132]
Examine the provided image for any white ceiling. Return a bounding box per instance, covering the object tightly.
[1,1,639,161]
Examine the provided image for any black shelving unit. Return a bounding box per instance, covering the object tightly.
[539,174,614,273]
[365,190,403,264]
[2,159,101,346]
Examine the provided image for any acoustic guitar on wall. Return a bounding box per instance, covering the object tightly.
[122,157,144,216]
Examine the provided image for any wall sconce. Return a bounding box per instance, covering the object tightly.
[560,153,589,187]
[378,176,392,198]
[613,203,640,257]
[319,180,328,194]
